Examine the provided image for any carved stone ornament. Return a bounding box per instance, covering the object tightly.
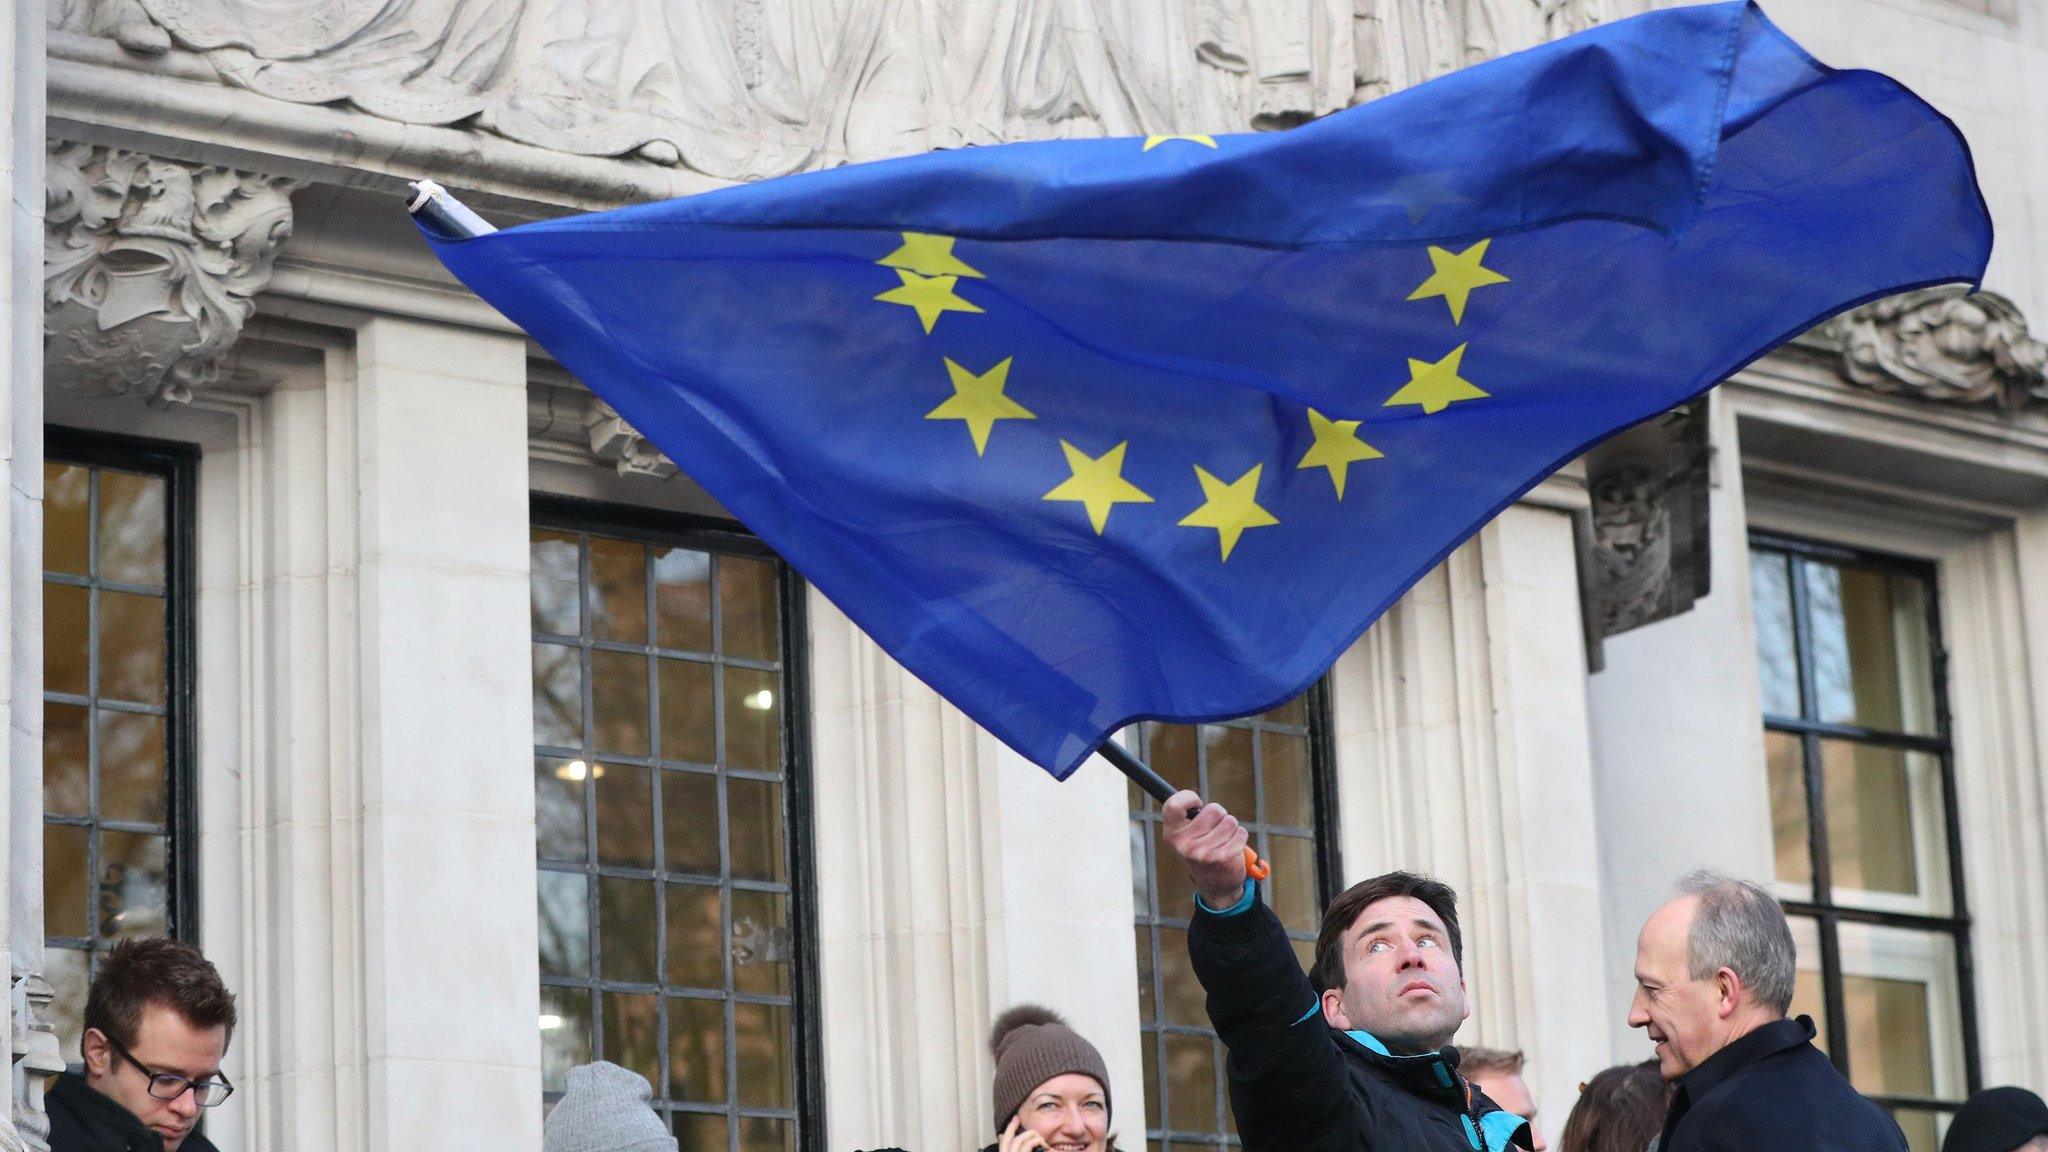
[585,399,678,479]
[44,141,300,405]
[53,0,1603,179]
[1824,285,2048,413]
[1580,398,1711,660]
[10,965,64,1152]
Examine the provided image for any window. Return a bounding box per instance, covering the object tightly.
[41,432,198,1063]
[1128,691,1338,1148]
[1749,535,1976,1151]
[529,501,818,1152]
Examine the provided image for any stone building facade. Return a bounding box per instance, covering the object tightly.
[4,0,2047,1151]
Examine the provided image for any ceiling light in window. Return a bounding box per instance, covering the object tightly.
[743,689,775,711]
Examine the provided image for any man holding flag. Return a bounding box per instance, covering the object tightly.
[1166,793,1527,1152]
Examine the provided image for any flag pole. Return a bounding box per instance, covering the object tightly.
[403,182,1270,883]
[407,180,496,241]
[1099,738,1271,880]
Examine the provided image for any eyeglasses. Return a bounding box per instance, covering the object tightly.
[104,1035,234,1108]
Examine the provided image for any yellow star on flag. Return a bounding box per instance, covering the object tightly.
[1384,343,1488,415]
[1143,134,1218,151]
[927,357,1036,455]
[1405,239,1509,324]
[1296,409,1384,499]
[1178,464,1278,561]
[876,269,984,333]
[1044,440,1154,534]
[877,232,984,279]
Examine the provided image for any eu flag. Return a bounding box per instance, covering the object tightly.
[422,2,1989,777]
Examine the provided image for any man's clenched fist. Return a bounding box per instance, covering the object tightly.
[1162,790,1251,909]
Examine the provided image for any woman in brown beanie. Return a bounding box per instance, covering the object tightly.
[985,1005,1113,1152]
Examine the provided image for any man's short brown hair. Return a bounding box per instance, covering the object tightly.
[1310,870,1464,992]
[84,937,237,1049]
[1459,1046,1524,1079]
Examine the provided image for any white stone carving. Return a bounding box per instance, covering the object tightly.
[53,0,1593,179]
[44,141,299,405]
[584,398,678,479]
[8,971,61,1152]
[1825,285,2048,412]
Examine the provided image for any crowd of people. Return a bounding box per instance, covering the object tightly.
[44,788,2048,1152]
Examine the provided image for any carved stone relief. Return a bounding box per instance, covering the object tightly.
[44,141,300,405]
[1824,285,2048,412]
[55,0,1600,180]
[9,967,61,1152]
[1579,399,1711,665]
[585,399,678,479]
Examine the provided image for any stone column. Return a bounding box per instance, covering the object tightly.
[1328,495,1611,1131]
[4,1,56,1147]
[349,317,541,1151]
[810,603,1143,1152]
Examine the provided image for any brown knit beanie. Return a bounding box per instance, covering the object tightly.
[990,1005,1112,1134]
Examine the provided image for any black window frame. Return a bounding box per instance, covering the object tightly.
[1128,680,1341,1149]
[42,427,202,1045]
[1751,531,1979,1120]
[529,494,824,1148]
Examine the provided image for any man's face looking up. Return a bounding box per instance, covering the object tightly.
[1320,894,1471,1053]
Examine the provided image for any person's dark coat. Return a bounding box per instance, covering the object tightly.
[1186,885,1532,1152]
[1657,1016,1907,1152]
[47,1070,223,1152]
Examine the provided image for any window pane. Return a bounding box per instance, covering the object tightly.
[98,710,167,826]
[98,830,167,939]
[667,995,726,1102]
[591,650,651,757]
[1144,723,1199,794]
[660,660,716,764]
[1821,741,1949,911]
[536,757,589,863]
[718,556,780,661]
[600,877,659,983]
[733,1001,793,1108]
[44,463,89,576]
[1134,925,1156,1025]
[596,763,655,869]
[44,583,89,697]
[1267,835,1318,935]
[539,986,593,1095]
[1157,926,1205,1028]
[1837,923,1965,1102]
[674,1112,727,1152]
[46,947,89,1065]
[1206,725,1255,818]
[1786,914,1829,1055]
[531,531,582,637]
[665,883,724,990]
[730,888,790,996]
[1164,1031,1219,1135]
[655,547,713,653]
[723,667,781,773]
[537,870,591,977]
[45,825,89,939]
[1890,1109,1942,1152]
[590,537,650,645]
[97,470,165,587]
[602,991,661,1088]
[44,703,90,817]
[739,1116,794,1152]
[663,770,720,877]
[1750,549,1799,717]
[97,590,166,706]
[1803,561,1937,735]
[533,643,584,749]
[1261,729,1312,828]
[1765,729,1810,889]
[727,777,785,884]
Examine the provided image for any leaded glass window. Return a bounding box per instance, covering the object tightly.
[1128,692,1336,1148]
[530,504,816,1152]
[1749,535,1975,1150]
[42,434,197,1063]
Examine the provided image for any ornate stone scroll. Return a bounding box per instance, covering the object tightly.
[44,141,300,405]
[584,399,679,479]
[1825,285,2047,412]
[1581,399,1711,653]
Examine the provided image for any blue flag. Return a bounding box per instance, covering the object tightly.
[423,2,1989,778]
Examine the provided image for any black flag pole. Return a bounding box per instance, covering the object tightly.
[403,182,1269,881]
[1099,737,1270,880]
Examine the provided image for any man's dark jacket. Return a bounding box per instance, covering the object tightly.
[47,1071,222,1152]
[1659,1016,1907,1152]
[1187,883,1531,1152]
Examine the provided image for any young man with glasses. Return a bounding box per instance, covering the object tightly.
[49,937,237,1152]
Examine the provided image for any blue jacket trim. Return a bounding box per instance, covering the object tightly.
[1292,1001,1320,1026]
[1479,1108,1529,1152]
[1196,878,1257,917]
[1462,1114,1482,1150]
[1343,1028,1392,1056]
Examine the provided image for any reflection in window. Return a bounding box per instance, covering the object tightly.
[1750,537,1974,1149]
[42,441,193,1064]
[531,511,812,1152]
[1130,695,1332,1148]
